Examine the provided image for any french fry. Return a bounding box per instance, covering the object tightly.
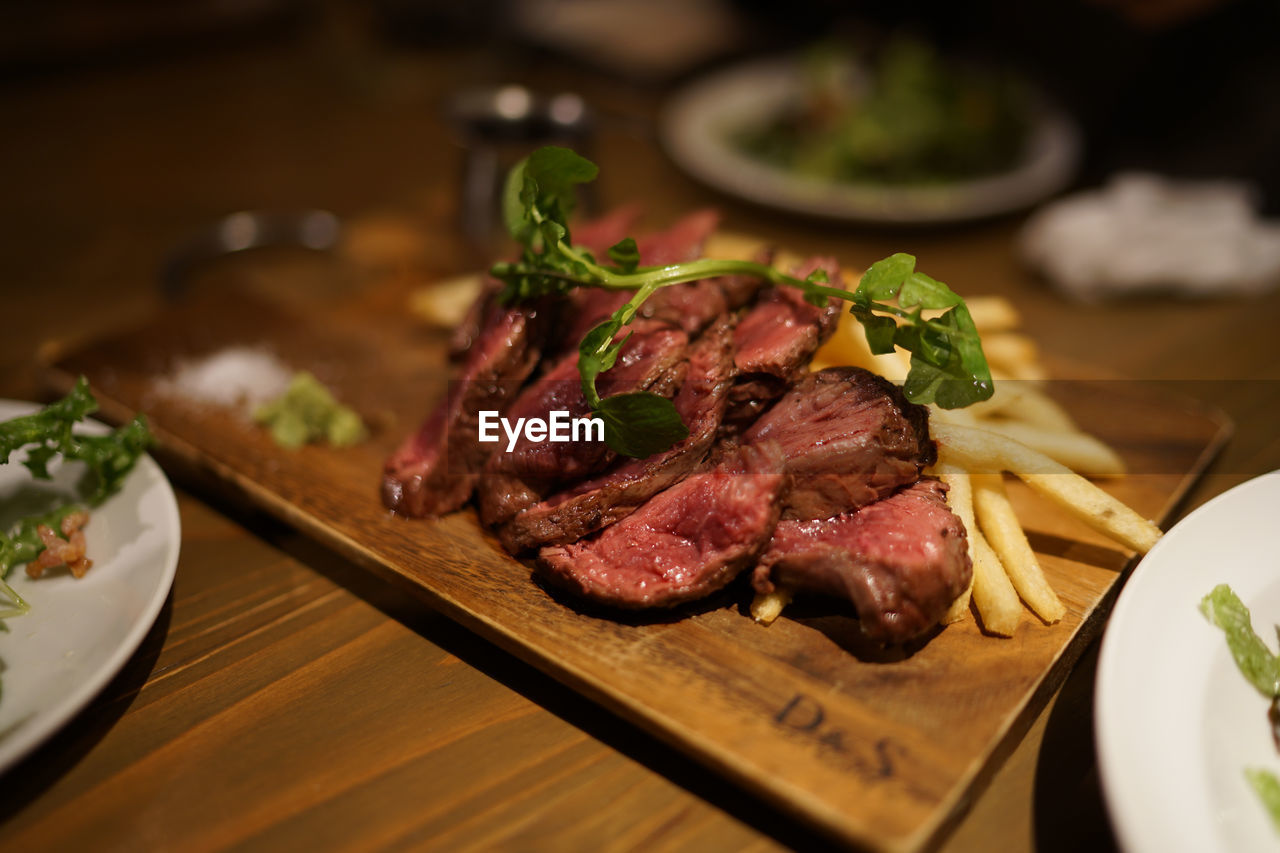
[929,404,981,428]
[971,472,1066,624]
[955,384,1074,433]
[702,231,769,261]
[409,273,483,328]
[949,381,1027,421]
[969,525,1022,636]
[974,421,1125,478]
[1002,388,1076,432]
[934,462,1022,635]
[932,422,1163,554]
[965,296,1022,333]
[983,332,1048,381]
[812,310,912,378]
[751,589,792,626]
[924,295,1022,333]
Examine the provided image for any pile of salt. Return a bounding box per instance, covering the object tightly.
[153,345,293,414]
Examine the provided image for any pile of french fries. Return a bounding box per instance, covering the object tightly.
[751,275,1164,637]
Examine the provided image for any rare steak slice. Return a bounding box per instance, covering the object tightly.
[558,210,720,351]
[743,367,933,520]
[638,248,773,336]
[452,207,642,363]
[476,319,689,527]
[537,444,786,608]
[499,319,735,552]
[725,256,843,426]
[753,479,971,644]
[382,297,550,516]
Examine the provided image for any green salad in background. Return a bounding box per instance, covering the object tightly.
[732,37,1031,186]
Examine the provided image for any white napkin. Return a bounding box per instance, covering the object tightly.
[1020,173,1280,301]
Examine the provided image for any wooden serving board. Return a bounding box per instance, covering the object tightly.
[42,286,1229,852]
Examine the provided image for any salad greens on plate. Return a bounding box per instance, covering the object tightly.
[1201,583,1280,832]
[0,378,152,616]
[732,37,1030,187]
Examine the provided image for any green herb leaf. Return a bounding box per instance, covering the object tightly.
[607,238,640,273]
[1201,584,1280,697]
[72,416,153,504]
[595,392,689,458]
[899,270,964,310]
[0,572,29,618]
[0,376,97,466]
[577,317,627,408]
[860,312,898,355]
[503,146,598,245]
[1247,769,1280,834]
[857,252,916,301]
[906,304,993,409]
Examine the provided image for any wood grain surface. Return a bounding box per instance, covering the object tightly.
[40,281,1228,851]
[3,13,1278,851]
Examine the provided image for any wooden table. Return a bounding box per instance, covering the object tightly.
[2,15,1277,852]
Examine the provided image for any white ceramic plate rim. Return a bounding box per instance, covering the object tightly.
[660,56,1081,224]
[0,399,180,773]
[1096,470,1280,852]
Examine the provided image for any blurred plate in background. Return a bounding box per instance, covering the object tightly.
[661,56,1080,224]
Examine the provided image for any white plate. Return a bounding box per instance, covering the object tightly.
[0,400,180,772]
[660,57,1080,224]
[1097,470,1280,852]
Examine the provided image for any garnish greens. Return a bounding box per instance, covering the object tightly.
[1200,584,1280,698]
[490,146,993,458]
[1200,583,1280,832]
[0,377,153,615]
[1247,769,1280,834]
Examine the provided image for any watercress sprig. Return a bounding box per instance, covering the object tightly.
[0,376,153,581]
[490,146,993,458]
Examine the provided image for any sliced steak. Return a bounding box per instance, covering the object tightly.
[558,210,719,351]
[571,204,644,254]
[639,247,773,336]
[499,319,735,552]
[726,256,843,426]
[453,208,641,363]
[383,297,550,516]
[753,479,971,644]
[635,208,719,265]
[477,319,689,526]
[538,444,786,609]
[743,367,933,520]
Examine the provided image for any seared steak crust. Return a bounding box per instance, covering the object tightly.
[382,298,550,517]
[753,479,971,643]
[725,257,843,428]
[743,367,933,520]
